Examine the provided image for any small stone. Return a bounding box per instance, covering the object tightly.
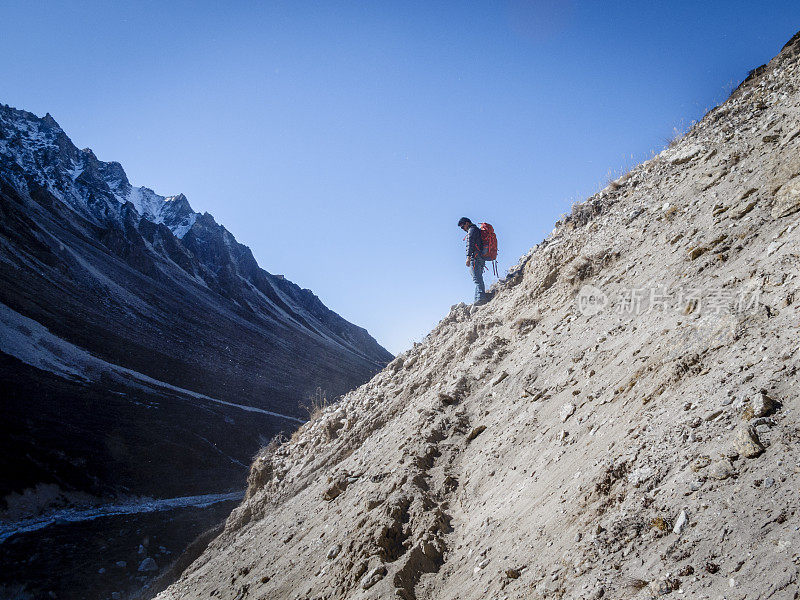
[115,561,127,568]
[710,459,735,480]
[750,391,774,418]
[650,576,681,595]
[492,371,509,386]
[560,403,576,422]
[98,568,106,574]
[506,568,520,579]
[689,246,708,261]
[138,545,145,555]
[467,425,487,442]
[478,558,490,569]
[735,425,764,458]
[691,455,711,472]
[111,593,121,600]
[326,544,341,560]
[764,477,775,488]
[361,565,387,589]
[704,409,723,421]
[138,557,157,573]
[673,510,688,535]
[689,479,705,492]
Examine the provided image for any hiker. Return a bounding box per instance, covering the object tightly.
[458,217,489,305]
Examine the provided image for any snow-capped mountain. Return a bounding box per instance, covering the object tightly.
[0,109,198,237]
[0,103,392,513]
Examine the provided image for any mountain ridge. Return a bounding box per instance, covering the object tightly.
[0,104,386,365]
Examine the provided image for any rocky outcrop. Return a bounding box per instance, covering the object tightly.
[158,31,800,600]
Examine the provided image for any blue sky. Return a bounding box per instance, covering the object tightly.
[2,1,798,354]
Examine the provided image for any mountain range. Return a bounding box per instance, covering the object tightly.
[0,103,392,598]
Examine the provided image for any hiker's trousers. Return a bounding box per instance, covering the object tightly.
[471,258,485,302]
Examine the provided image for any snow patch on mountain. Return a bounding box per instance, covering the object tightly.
[122,187,198,239]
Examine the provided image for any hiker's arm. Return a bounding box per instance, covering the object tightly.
[466,227,479,259]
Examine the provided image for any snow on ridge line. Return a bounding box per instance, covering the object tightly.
[0,490,245,544]
[124,187,197,239]
[0,302,305,424]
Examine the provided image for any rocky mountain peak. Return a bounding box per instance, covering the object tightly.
[41,112,60,129]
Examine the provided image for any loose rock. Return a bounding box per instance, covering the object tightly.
[361,565,387,589]
[326,544,341,560]
[138,557,158,573]
[492,371,509,386]
[750,391,774,418]
[735,425,765,458]
[710,458,735,480]
[467,425,486,442]
[673,510,688,534]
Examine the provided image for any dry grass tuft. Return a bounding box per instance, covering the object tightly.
[302,387,330,421]
[650,516,670,531]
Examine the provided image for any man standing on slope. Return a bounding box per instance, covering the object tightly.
[458,217,489,305]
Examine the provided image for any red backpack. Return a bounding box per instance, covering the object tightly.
[476,222,499,277]
[479,223,498,261]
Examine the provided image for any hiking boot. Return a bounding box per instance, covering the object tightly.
[474,292,492,306]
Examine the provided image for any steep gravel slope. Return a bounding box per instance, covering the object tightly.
[159,32,800,600]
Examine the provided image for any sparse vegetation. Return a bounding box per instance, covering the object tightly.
[663,117,699,150]
[303,386,330,421]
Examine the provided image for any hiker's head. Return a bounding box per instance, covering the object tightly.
[458,217,472,231]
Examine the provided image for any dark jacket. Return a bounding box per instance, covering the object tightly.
[466,224,483,259]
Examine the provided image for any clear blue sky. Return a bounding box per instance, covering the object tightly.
[2,1,798,354]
